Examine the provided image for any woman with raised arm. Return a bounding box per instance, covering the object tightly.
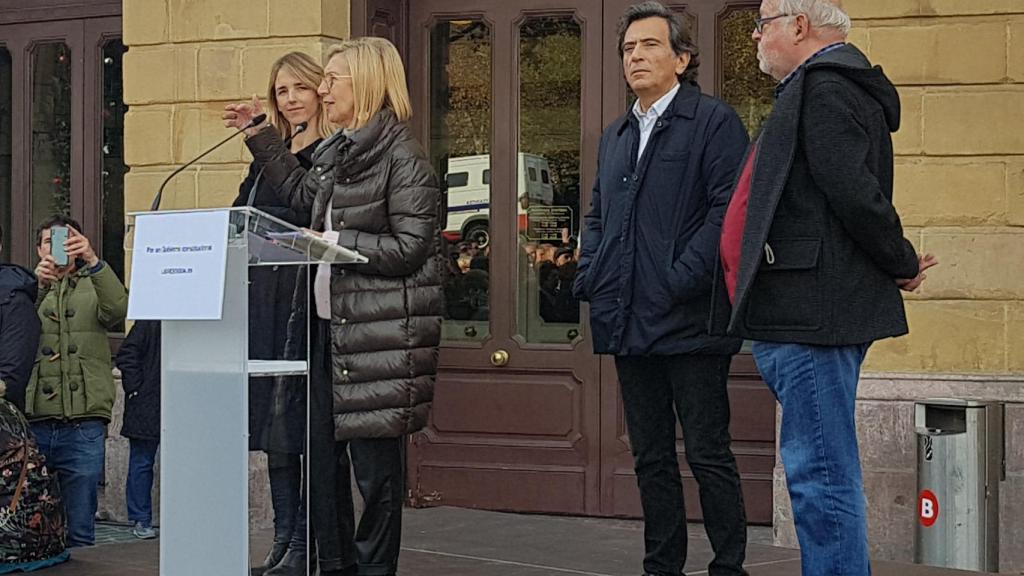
[224,38,443,576]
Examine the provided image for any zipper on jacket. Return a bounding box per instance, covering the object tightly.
[764,243,775,265]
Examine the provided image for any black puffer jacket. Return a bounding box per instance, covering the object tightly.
[247,109,444,440]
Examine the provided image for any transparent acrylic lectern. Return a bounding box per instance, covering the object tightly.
[125,206,365,576]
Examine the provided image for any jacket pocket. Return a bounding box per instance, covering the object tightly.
[745,238,822,331]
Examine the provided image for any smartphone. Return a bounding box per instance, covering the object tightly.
[50,226,69,266]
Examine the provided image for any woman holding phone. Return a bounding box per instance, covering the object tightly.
[231,51,333,576]
[224,38,443,576]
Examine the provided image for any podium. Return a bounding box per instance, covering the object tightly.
[125,206,365,576]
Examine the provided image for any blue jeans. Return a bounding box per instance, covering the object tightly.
[127,438,160,526]
[751,342,871,576]
[30,420,107,547]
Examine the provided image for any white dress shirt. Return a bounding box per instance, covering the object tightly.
[632,82,680,162]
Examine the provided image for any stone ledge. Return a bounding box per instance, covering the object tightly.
[859,372,1024,401]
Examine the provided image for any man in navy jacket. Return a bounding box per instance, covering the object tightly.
[573,3,749,575]
[0,223,41,413]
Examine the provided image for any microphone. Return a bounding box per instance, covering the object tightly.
[150,113,268,211]
[244,121,308,208]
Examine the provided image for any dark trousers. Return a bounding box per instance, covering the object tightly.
[268,451,302,547]
[310,319,405,576]
[615,354,748,576]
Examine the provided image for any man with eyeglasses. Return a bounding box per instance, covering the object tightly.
[713,1,937,574]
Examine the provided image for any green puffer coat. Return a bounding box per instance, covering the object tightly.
[25,264,128,422]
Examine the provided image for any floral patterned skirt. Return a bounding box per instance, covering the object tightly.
[0,400,66,566]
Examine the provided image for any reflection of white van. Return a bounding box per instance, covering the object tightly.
[444,153,554,248]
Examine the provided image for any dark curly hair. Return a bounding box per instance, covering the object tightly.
[616,0,700,84]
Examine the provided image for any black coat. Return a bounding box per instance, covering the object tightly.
[233,140,318,452]
[712,44,919,345]
[0,264,41,413]
[247,109,444,440]
[574,82,748,356]
[115,320,160,441]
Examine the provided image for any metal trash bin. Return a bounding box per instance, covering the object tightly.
[914,398,1003,572]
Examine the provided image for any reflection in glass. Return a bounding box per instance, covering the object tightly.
[102,40,128,285]
[31,43,72,231]
[0,48,11,256]
[517,16,583,344]
[720,8,776,135]
[430,19,492,341]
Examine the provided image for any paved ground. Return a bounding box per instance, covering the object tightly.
[45,507,989,576]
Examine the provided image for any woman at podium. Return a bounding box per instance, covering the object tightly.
[224,38,444,576]
[229,51,332,576]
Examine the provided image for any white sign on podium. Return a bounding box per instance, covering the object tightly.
[127,209,230,320]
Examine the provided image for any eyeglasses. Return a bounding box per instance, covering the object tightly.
[754,13,792,34]
[322,74,352,91]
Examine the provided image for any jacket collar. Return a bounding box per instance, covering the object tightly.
[616,81,701,136]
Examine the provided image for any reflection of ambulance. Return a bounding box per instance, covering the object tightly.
[444,153,554,248]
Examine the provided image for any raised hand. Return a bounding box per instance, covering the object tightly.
[222,94,267,135]
[36,254,59,287]
[65,227,99,268]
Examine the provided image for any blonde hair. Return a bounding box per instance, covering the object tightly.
[266,51,334,141]
[325,37,412,130]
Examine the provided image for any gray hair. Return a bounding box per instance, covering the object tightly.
[775,0,852,35]
[617,1,700,84]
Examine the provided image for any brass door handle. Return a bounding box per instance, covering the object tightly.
[490,349,510,367]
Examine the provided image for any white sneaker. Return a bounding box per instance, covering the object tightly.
[132,522,157,539]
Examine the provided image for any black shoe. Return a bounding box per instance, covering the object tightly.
[264,548,306,576]
[251,542,288,576]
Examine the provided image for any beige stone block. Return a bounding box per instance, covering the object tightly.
[240,41,324,98]
[920,230,1024,299]
[924,90,1024,155]
[172,104,247,164]
[871,23,1007,85]
[124,48,176,105]
[123,0,168,46]
[196,166,249,208]
[866,301,1006,373]
[893,159,1006,226]
[893,87,922,155]
[175,46,199,102]
[1010,161,1024,225]
[170,0,269,42]
[198,47,242,101]
[322,0,350,41]
[1009,303,1024,373]
[124,168,197,213]
[921,0,1024,16]
[125,108,174,166]
[270,0,322,36]
[847,0,919,19]
[1011,22,1024,83]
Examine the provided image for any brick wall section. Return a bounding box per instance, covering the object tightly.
[122,0,348,221]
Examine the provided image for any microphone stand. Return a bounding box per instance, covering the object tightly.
[150,113,268,211]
